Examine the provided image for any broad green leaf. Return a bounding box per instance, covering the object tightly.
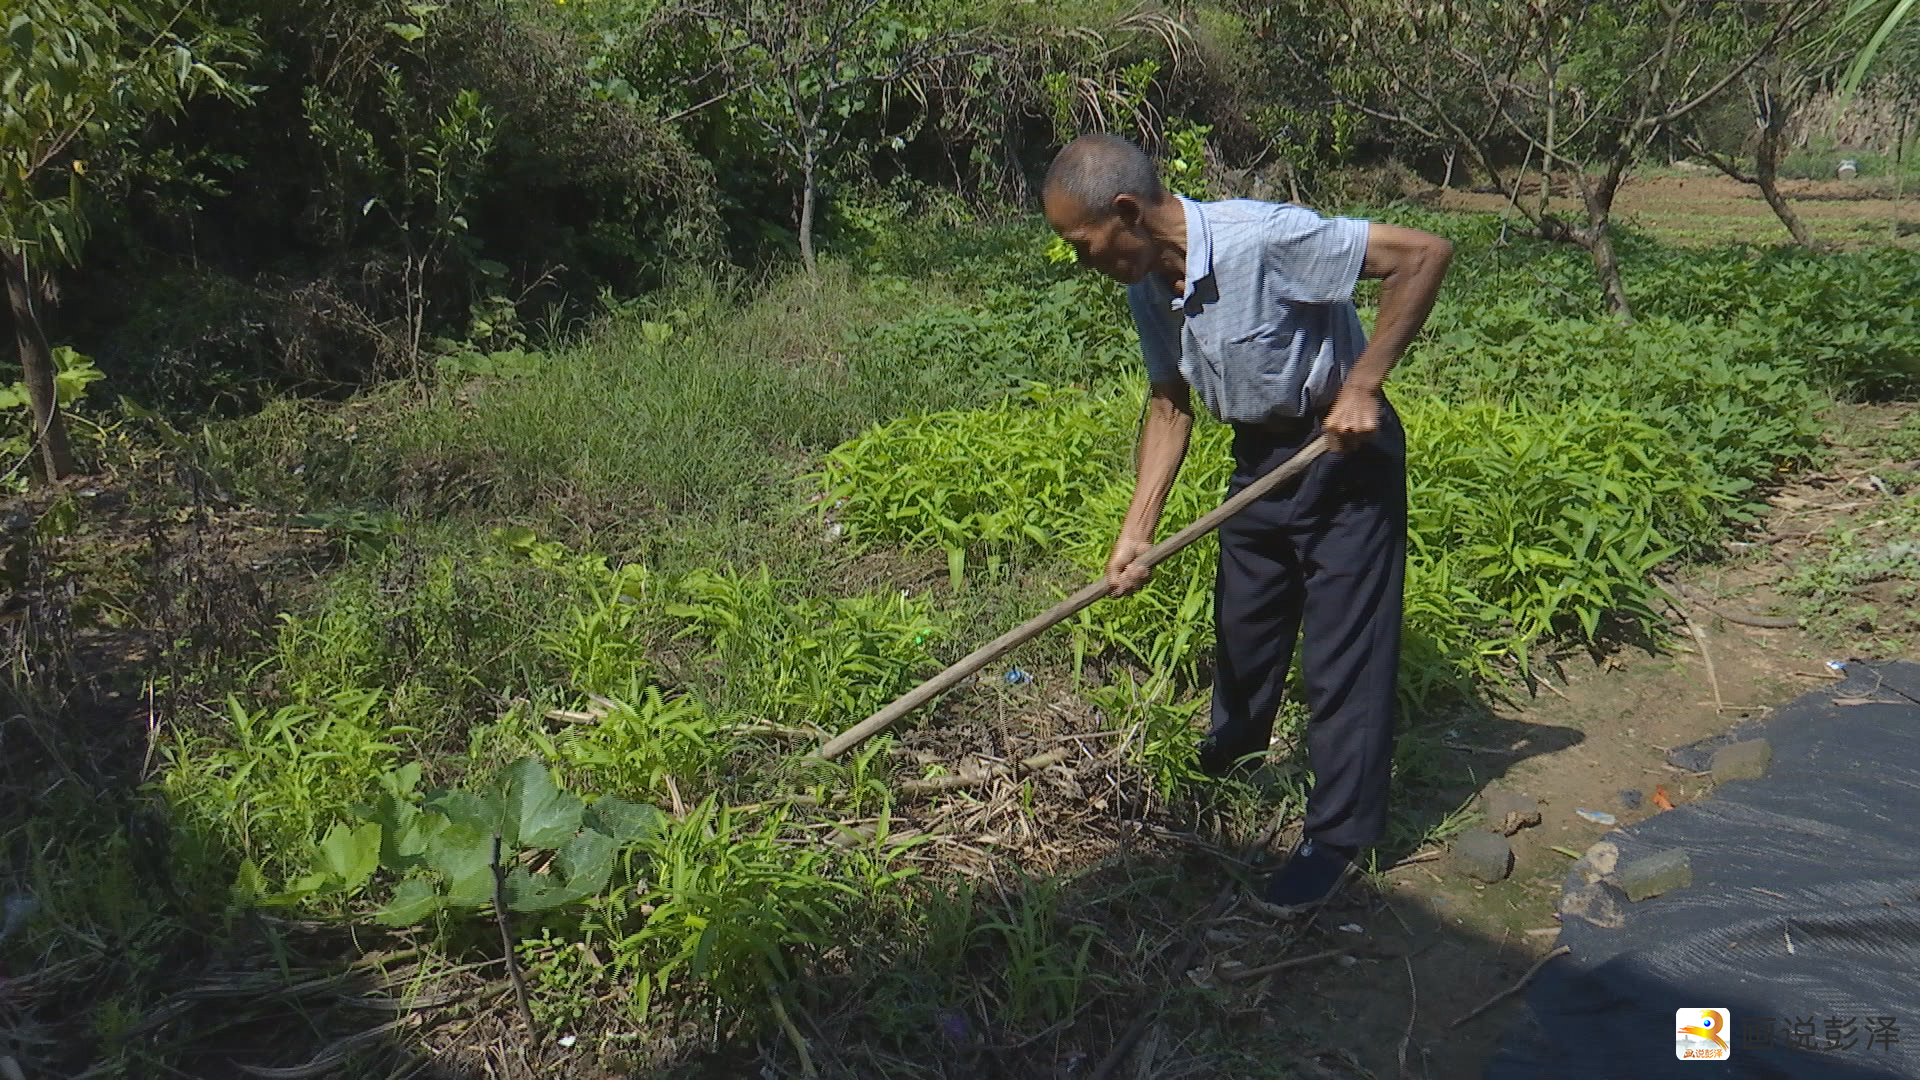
[504,866,590,913]
[282,873,330,900]
[494,525,538,553]
[377,762,423,800]
[370,796,440,871]
[316,822,381,891]
[585,796,666,844]
[499,758,583,850]
[383,22,425,43]
[427,789,501,834]
[377,877,446,927]
[554,827,618,896]
[7,14,32,56]
[425,822,496,908]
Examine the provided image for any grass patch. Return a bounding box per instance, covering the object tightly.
[12,206,1920,1078]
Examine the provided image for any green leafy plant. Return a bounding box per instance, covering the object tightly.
[972,873,1104,1028]
[596,797,857,1016]
[548,685,731,805]
[1163,121,1214,200]
[161,688,410,882]
[1,346,103,489]
[268,758,666,925]
[664,565,941,729]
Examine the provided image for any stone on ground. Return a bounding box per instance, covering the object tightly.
[1481,786,1544,836]
[1559,881,1628,930]
[1452,830,1514,882]
[1620,848,1693,901]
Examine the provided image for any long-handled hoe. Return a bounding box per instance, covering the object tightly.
[814,435,1335,761]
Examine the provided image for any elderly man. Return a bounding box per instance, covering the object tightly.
[1043,133,1453,915]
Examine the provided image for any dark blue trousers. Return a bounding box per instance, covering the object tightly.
[1208,397,1407,850]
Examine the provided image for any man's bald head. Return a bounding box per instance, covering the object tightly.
[1044,134,1165,222]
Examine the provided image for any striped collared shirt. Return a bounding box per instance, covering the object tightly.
[1126,196,1372,426]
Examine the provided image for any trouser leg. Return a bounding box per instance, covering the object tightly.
[1295,440,1407,850]
[1206,504,1304,764]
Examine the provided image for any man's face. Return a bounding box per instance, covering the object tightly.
[1044,188,1156,285]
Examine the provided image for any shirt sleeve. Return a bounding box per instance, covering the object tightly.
[1263,204,1371,304]
[1126,280,1184,387]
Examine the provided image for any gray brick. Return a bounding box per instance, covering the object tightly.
[1452,830,1514,882]
[1620,848,1693,901]
[1710,738,1773,783]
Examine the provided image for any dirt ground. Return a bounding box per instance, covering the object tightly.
[1436,170,1920,249]
[1266,401,1919,1080]
[6,281,1912,1080]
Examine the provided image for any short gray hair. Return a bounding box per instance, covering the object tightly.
[1044,134,1164,218]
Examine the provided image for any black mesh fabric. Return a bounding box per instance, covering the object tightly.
[1484,662,1920,1080]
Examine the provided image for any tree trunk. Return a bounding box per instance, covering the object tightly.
[1754,119,1814,247]
[798,147,818,276]
[1576,170,1634,321]
[1584,225,1633,321]
[4,251,76,484]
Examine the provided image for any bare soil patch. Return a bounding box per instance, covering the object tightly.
[1437,172,1919,249]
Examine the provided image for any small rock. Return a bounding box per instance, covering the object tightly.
[1564,841,1621,890]
[1452,830,1514,882]
[1711,738,1772,783]
[1481,787,1544,836]
[1618,789,1642,810]
[1582,840,1620,876]
[1566,837,1612,880]
[1620,848,1693,902]
[1559,881,1628,929]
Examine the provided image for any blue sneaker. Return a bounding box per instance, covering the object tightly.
[1252,838,1358,918]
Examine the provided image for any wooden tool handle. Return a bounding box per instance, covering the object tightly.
[815,434,1335,760]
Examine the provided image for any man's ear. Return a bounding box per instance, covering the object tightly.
[1110,193,1143,227]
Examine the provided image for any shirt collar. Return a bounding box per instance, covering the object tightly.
[1167,195,1212,313]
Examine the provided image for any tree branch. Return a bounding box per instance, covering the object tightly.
[1644,0,1819,130]
[1677,128,1757,183]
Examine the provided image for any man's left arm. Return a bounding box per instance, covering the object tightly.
[1324,224,1454,451]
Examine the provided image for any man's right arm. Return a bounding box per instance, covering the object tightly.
[1107,379,1195,596]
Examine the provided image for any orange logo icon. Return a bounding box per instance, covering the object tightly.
[1677,1008,1731,1060]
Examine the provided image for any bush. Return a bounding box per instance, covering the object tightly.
[1403,302,1825,493]
[816,379,1729,700]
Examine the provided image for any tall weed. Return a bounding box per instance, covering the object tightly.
[160,689,410,883]
[664,566,942,730]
